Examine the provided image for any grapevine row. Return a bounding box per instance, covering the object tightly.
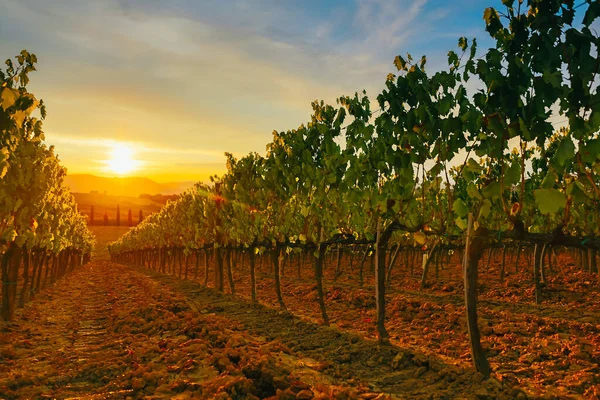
[0,51,95,321]
[110,0,600,376]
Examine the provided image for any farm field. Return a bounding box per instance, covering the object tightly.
[0,247,517,400]
[118,246,600,398]
[1,228,598,398]
[2,1,600,399]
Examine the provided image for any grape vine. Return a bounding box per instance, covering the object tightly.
[1,51,95,321]
[110,0,600,377]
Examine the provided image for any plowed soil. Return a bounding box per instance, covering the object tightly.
[1,258,516,400]
[2,236,598,399]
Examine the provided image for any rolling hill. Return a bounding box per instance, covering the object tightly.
[65,174,195,197]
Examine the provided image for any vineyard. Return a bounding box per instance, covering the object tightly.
[0,50,94,322]
[108,1,600,397]
[1,0,600,399]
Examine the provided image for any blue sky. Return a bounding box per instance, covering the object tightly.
[0,0,530,181]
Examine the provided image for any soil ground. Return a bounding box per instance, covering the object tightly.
[1,230,597,399]
[0,259,515,399]
[159,247,600,399]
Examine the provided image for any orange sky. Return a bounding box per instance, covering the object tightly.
[0,0,548,183]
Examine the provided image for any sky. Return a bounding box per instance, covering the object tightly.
[0,0,523,182]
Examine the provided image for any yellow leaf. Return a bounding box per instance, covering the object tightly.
[13,111,26,126]
[0,87,20,110]
[413,231,427,245]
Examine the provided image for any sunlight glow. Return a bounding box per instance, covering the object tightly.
[105,143,140,175]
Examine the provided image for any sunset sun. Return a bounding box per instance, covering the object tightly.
[106,144,139,175]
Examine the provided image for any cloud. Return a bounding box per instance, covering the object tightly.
[0,0,513,182]
[354,0,428,49]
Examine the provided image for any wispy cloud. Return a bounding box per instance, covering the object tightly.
[354,0,428,49]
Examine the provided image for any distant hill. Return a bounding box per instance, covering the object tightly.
[65,174,195,197]
[73,192,169,226]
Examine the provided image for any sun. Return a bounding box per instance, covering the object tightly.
[106,144,139,175]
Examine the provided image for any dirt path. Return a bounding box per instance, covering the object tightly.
[133,266,520,399]
[0,260,519,399]
[0,262,134,399]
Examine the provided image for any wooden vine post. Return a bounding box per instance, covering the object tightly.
[272,246,286,309]
[463,213,491,377]
[18,249,30,307]
[533,244,543,305]
[249,249,257,303]
[420,240,439,289]
[214,183,224,291]
[314,243,329,325]
[375,218,390,344]
[226,249,236,295]
[1,244,22,321]
[203,250,209,286]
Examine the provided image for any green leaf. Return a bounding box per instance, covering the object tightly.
[453,198,469,218]
[541,169,557,189]
[455,217,467,230]
[478,199,492,219]
[466,183,482,200]
[504,159,520,185]
[566,181,587,205]
[462,158,482,182]
[448,51,459,68]
[483,8,502,36]
[533,189,567,215]
[542,69,562,88]
[576,178,595,199]
[580,138,600,164]
[467,158,482,173]
[469,38,477,60]
[583,1,600,27]
[555,137,575,166]
[462,168,475,182]
[428,162,442,178]
[519,117,531,140]
[481,182,501,199]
